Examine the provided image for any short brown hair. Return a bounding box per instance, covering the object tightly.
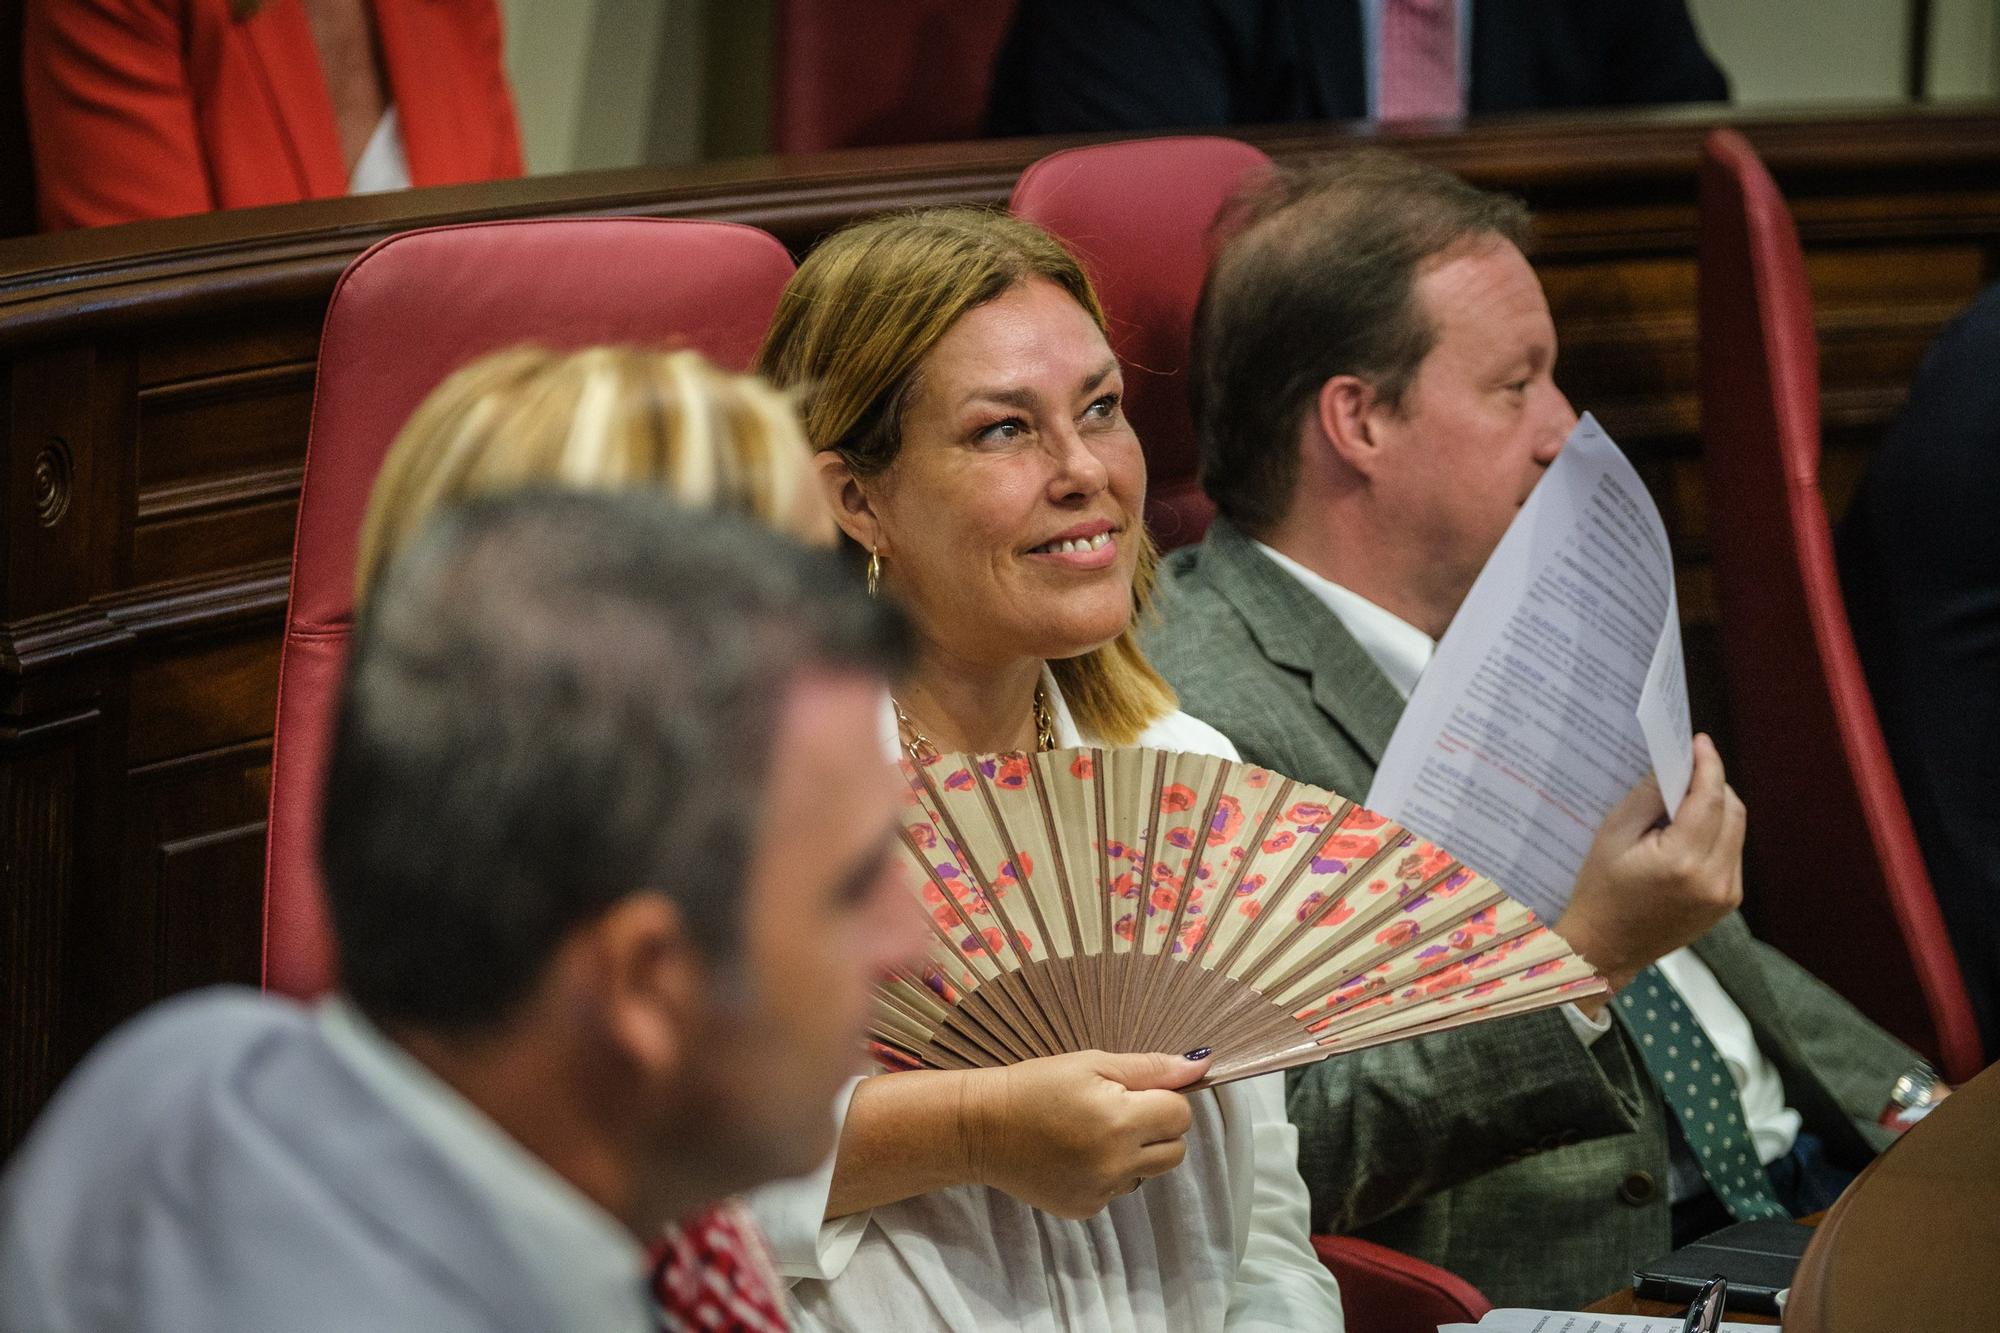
[757,208,1177,745]
[1191,152,1533,536]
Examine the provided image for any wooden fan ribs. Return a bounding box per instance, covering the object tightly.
[1314,929,1561,1038]
[1122,754,1232,1054]
[875,747,1606,1089]
[1201,796,1365,982]
[1179,797,1402,1068]
[1260,859,1498,1010]
[909,760,1066,1058]
[880,959,1025,1067]
[969,764,1086,1054]
[894,826,1041,1061]
[1176,771,1297,974]
[1109,750,1175,1052]
[1025,757,1091,1043]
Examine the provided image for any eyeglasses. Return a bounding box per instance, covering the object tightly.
[1680,1274,1728,1333]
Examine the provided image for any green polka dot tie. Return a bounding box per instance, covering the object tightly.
[1614,965,1789,1221]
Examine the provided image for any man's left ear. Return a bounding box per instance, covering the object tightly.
[1314,373,1388,479]
[587,895,705,1077]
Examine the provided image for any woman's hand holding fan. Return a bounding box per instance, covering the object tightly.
[959,1048,1213,1218]
[871,746,1608,1088]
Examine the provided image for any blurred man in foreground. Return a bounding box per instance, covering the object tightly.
[0,492,916,1332]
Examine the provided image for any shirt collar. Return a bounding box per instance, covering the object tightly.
[317,998,655,1333]
[1251,541,1436,700]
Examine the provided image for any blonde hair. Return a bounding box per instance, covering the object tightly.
[757,208,1176,745]
[356,346,820,600]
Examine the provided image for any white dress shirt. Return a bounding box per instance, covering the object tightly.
[748,672,1345,1331]
[1252,542,1802,1172]
[318,1000,656,1333]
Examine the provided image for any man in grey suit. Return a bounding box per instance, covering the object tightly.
[0,492,918,1332]
[1147,154,1926,1308]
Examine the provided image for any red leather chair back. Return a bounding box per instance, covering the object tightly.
[772,1,1019,153]
[1312,1235,1490,1331]
[1010,136,1274,549]
[1697,129,1984,1082]
[264,218,797,999]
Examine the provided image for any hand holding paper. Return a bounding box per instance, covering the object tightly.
[1366,416,1740,991]
[1554,735,1745,996]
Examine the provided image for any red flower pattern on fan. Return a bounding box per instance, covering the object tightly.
[871,746,1604,1086]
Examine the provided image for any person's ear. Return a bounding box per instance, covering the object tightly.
[813,451,887,557]
[1312,374,1388,480]
[586,894,706,1080]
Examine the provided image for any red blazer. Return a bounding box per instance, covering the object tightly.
[24,0,525,231]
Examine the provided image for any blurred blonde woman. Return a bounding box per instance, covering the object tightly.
[356,344,829,599]
[356,343,816,1333]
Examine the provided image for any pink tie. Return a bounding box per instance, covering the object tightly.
[1377,0,1462,122]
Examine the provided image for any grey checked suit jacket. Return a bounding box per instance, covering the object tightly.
[0,990,606,1333]
[1145,517,1915,1309]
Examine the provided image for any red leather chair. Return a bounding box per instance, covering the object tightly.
[263,217,797,999]
[1697,129,1985,1082]
[1010,136,1274,548]
[1314,1235,1490,1331]
[772,0,1019,153]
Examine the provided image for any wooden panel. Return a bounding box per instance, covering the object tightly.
[0,741,76,1151]
[127,629,283,768]
[134,310,322,390]
[130,491,302,590]
[1812,244,1990,393]
[154,818,269,997]
[1542,255,1699,441]
[129,357,314,587]
[3,347,110,619]
[135,363,316,493]
[93,744,275,1044]
[5,104,2000,1150]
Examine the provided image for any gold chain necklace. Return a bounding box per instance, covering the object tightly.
[893,683,1057,764]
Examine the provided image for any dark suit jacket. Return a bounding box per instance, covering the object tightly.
[988,0,1729,135]
[1839,283,2000,1053]
[0,989,633,1332]
[1145,516,1913,1309]
[24,0,523,231]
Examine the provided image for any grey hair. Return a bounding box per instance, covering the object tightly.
[319,488,910,1031]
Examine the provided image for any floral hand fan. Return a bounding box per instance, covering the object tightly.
[871,747,1605,1087]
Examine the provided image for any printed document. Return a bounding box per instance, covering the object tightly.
[1367,414,1692,923]
[1440,1310,1763,1333]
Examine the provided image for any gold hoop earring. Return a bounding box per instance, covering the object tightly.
[866,549,882,598]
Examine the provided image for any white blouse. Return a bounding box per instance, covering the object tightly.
[748,673,1345,1331]
[347,107,411,195]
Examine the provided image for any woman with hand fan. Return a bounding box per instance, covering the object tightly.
[750,211,1345,1330]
